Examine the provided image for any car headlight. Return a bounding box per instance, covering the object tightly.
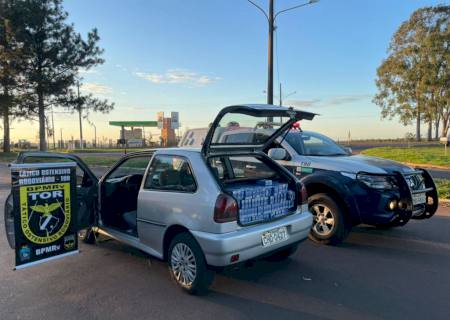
[357,173,396,190]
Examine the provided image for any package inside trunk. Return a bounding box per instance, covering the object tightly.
[209,155,297,225]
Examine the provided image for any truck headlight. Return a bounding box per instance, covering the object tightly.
[357,173,396,190]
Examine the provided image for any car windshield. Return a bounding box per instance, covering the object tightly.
[285,131,348,156]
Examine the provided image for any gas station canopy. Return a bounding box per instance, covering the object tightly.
[109,121,158,127]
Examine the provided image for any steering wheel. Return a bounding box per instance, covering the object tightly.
[124,174,143,191]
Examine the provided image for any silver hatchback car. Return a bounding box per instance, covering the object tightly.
[5,104,316,293]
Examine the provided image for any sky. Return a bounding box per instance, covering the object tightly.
[10,0,446,144]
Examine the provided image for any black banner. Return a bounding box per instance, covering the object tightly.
[11,162,78,269]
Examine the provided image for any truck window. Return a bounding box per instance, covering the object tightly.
[286,131,347,156]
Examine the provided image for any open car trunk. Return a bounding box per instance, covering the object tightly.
[203,104,315,226]
[209,153,301,226]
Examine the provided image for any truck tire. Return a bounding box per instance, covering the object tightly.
[168,232,214,295]
[265,243,299,262]
[308,193,351,245]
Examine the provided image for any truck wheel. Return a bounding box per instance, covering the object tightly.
[308,193,351,245]
[265,243,299,262]
[78,228,96,244]
[168,232,214,295]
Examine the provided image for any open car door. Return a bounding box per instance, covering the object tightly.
[4,152,99,250]
[201,104,316,156]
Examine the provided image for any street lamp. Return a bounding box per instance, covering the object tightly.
[246,0,319,105]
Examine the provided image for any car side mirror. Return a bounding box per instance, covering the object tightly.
[268,148,287,160]
[345,147,352,155]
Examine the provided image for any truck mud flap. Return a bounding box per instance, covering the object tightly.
[410,168,438,220]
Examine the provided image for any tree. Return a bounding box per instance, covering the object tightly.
[18,0,107,150]
[60,80,114,148]
[0,0,26,152]
[374,5,449,141]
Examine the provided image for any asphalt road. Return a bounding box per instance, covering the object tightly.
[0,167,449,319]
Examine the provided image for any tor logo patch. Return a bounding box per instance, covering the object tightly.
[20,183,71,244]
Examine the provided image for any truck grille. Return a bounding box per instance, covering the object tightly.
[405,173,425,191]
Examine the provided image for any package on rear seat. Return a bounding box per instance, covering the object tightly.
[226,180,296,225]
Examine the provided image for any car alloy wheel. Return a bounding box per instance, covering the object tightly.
[170,243,197,287]
[311,203,335,236]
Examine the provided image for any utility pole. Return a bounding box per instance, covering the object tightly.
[91,122,97,148]
[279,82,282,106]
[77,81,84,150]
[246,0,318,106]
[60,128,63,149]
[51,107,56,149]
[267,0,274,105]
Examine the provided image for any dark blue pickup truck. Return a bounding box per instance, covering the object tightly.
[213,127,439,245]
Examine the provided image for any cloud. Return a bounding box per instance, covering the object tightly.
[285,99,322,108]
[81,83,113,95]
[135,69,221,86]
[285,94,372,109]
[115,64,128,72]
[327,94,373,106]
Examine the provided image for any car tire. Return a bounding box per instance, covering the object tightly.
[308,193,351,245]
[168,232,214,295]
[265,243,299,262]
[4,193,15,249]
[78,228,96,244]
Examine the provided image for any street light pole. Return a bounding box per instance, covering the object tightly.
[267,0,274,105]
[51,107,56,149]
[246,0,318,106]
[77,81,84,150]
[91,123,97,148]
[279,82,282,106]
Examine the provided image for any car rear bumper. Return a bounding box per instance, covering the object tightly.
[191,206,313,267]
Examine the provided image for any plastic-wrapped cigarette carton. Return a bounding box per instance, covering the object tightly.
[226,180,296,225]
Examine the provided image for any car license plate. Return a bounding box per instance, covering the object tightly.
[261,227,288,247]
[412,193,426,205]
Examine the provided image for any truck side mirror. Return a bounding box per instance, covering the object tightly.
[268,148,287,160]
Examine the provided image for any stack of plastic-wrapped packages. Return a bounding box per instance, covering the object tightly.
[227,179,296,225]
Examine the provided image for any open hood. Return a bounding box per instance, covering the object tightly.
[201,104,316,156]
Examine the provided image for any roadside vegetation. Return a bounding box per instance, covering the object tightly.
[361,147,450,168]
[78,155,121,166]
[436,179,450,200]
[373,5,449,142]
[1,0,114,152]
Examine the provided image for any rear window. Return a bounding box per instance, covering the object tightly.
[209,156,279,183]
[211,113,288,146]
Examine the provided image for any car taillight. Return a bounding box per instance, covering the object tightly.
[214,193,238,223]
[300,184,308,205]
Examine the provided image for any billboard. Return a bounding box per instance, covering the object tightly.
[157,112,164,129]
[171,111,179,129]
[10,162,78,269]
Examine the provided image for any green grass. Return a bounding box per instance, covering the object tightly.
[0,152,18,163]
[436,179,450,200]
[57,148,148,154]
[361,147,450,168]
[78,155,121,166]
